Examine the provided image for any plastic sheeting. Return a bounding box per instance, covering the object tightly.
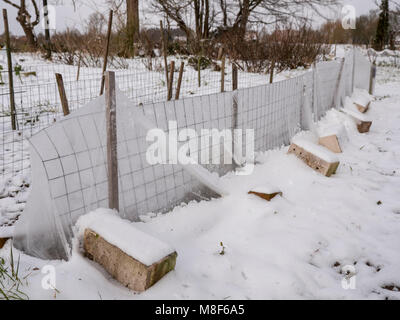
[14,49,373,261]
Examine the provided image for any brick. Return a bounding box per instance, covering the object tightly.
[318,135,342,153]
[288,143,340,177]
[84,229,177,292]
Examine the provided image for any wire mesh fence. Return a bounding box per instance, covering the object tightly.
[11,48,374,260]
[0,56,285,184]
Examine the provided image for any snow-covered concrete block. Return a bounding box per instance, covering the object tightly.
[354,102,370,114]
[341,108,372,134]
[318,135,342,154]
[353,89,373,114]
[79,210,177,292]
[288,140,340,177]
[248,185,282,202]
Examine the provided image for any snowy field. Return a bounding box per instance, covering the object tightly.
[1,62,400,300]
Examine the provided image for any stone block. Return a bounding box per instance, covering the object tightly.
[84,229,177,292]
[288,143,340,177]
[318,135,342,153]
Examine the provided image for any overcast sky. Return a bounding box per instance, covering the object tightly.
[1,0,379,36]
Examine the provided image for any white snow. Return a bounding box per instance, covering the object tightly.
[249,185,282,195]
[1,48,400,300]
[352,89,373,107]
[0,226,14,239]
[341,107,371,122]
[75,209,176,266]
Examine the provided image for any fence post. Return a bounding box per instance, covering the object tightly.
[332,57,346,109]
[300,83,307,130]
[232,64,239,166]
[3,9,17,131]
[352,46,356,93]
[221,55,226,93]
[76,55,82,81]
[100,10,113,96]
[55,73,70,116]
[232,64,238,91]
[312,62,318,122]
[175,62,184,100]
[167,60,175,101]
[198,55,201,88]
[160,20,169,87]
[269,60,275,84]
[105,71,119,212]
[369,61,376,95]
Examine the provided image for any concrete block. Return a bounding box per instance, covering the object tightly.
[341,108,372,134]
[318,135,342,153]
[357,121,373,134]
[288,143,340,177]
[355,102,370,114]
[84,229,177,292]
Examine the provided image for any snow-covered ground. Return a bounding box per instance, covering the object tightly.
[1,62,400,300]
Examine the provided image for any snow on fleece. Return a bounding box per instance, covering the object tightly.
[1,70,400,300]
[76,209,175,266]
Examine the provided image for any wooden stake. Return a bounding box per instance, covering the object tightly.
[221,55,226,93]
[198,55,201,88]
[352,46,356,92]
[332,57,345,109]
[3,9,17,131]
[167,61,175,101]
[232,64,238,91]
[55,73,70,116]
[269,60,275,84]
[369,61,376,95]
[105,71,119,211]
[160,20,169,87]
[175,62,184,100]
[232,64,239,164]
[76,54,82,81]
[100,10,113,96]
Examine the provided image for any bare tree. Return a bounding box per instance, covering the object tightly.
[153,0,340,43]
[127,0,139,40]
[2,0,40,48]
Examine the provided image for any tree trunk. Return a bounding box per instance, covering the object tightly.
[21,21,37,48]
[238,0,250,40]
[126,0,139,55]
[43,0,52,59]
